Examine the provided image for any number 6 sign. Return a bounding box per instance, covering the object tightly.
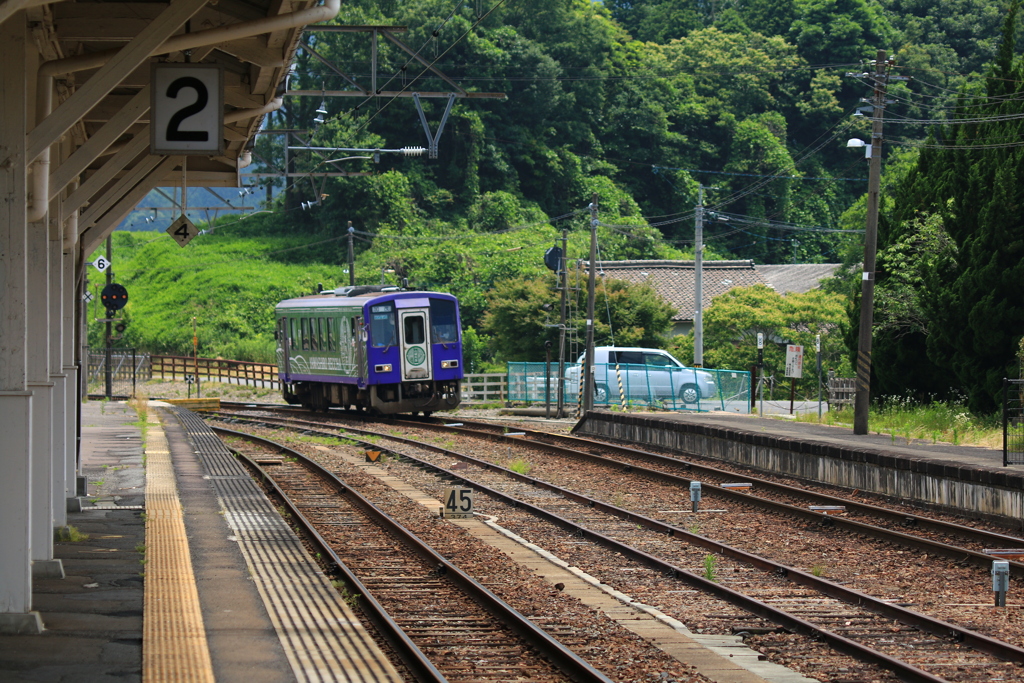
[151,64,224,155]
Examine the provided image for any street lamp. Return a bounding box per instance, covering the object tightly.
[847,138,872,158]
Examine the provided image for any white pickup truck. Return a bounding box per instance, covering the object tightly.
[565,346,718,405]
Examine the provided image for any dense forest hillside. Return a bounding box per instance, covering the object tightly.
[102,0,1023,410]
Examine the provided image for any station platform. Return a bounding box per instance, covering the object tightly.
[0,400,401,683]
[574,409,1024,523]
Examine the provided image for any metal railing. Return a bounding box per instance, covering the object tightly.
[1004,378,1024,466]
[508,362,751,413]
[87,348,148,398]
[150,355,280,388]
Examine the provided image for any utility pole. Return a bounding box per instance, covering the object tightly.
[347,221,355,286]
[582,194,599,413]
[556,226,568,418]
[853,50,888,435]
[694,185,706,367]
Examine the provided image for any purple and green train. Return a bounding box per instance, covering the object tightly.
[275,285,463,415]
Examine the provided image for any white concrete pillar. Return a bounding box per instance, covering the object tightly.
[63,247,79,508]
[0,13,43,633]
[28,213,56,570]
[50,236,68,528]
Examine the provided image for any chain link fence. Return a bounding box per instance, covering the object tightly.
[508,362,751,413]
[87,349,149,399]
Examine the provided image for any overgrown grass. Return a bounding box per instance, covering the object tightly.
[127,388,149,446]
[795,395,1001,448]
[508,458,533,475]
[54,525,89,542]
[702,554,718,582]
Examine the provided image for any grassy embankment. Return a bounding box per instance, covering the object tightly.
[795,396,1002,449]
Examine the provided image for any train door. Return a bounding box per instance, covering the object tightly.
[354,316,368,381]
[399,309,431,380]
[278,317,291,376]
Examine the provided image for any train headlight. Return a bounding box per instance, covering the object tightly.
[374,364,393,373]
[441,359,459,369]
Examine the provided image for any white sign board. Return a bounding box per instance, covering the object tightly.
[785,344,804,378]
[93,256,111,273]
[151,64,224,155]
[166,214,199,247]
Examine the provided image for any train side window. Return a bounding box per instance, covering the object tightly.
[430,299,459,343]
[404,315,425,344]
[290,318,297,346]
[369,303,396,347]
[300,318,310,350]
[327,318,335,352]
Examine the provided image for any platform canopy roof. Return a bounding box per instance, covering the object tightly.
[13,0,331,253]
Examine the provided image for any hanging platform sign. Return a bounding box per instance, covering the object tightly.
[166,214,199,247]
[151,64,224,155]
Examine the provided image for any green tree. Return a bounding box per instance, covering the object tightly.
[481,275,676,362]
[878,2,1024,411]
[668,284,850,395]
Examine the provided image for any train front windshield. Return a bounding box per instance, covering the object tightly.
[430,299,459,343]
[369,302,397,347]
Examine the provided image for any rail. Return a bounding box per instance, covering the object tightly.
[150,354,280,389]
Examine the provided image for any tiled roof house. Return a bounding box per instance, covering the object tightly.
[590,260,842,336]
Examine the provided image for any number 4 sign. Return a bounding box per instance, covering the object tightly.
[151,64,224,155]
[166,214,199,247]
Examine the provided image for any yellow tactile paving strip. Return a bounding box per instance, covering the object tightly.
[143,412,215,683]
[171,408,403,683]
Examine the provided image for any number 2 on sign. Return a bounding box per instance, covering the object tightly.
[444,488,473,516]
[165,77,209,142]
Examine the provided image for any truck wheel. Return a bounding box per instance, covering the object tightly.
[680,384,700,404]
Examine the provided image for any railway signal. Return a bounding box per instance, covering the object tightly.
[100,283,128,311]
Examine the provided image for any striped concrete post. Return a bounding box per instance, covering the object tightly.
[616,363,626,411]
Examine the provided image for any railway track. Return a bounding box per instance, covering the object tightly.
[209,407,1024,683]
[219,426,614,683]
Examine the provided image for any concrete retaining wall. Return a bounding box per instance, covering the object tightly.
[575,412,1024,524]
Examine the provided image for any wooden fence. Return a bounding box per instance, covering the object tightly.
[151,356,507,401]
[151,355,280,388]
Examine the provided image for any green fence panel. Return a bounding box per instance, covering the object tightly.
[508,362,751,413]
